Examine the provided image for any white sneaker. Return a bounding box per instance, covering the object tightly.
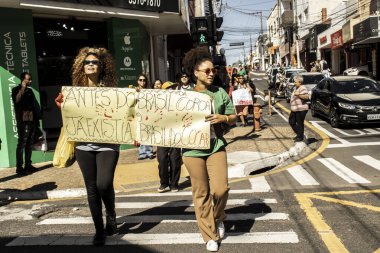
[217,221,225,239]
[206,240,219,252]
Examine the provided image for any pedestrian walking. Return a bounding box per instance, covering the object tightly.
[11,72,40,176]
[136,74,155,160]
[55,47,119,246]
[156,81,182,193]
[289,74,309,142]
[234,74,253,126]
[182,46,237,252]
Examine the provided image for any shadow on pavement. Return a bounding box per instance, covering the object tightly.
[0,182,57,206]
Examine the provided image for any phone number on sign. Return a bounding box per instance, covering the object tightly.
[129,0,161,7]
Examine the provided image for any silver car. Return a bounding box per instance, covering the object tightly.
[285,72,325,103]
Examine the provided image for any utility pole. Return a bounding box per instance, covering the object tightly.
[208,0,216,56]
[260,11,265,71]
[250,34,253,67]
[195,0,205,16]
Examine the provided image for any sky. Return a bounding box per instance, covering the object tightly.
[218,0,277,65]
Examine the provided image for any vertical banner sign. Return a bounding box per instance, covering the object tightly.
[107,18,149,87]
[0,8,39,168]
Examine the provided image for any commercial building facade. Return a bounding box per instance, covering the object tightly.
[0,0,194,167]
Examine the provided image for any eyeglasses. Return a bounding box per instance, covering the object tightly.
[83,60,99,65]
[197,68,217,75]
[138,79,146,82]
[181,75,188,78]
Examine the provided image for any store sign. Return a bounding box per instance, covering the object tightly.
[108,18,149,87]
[0,8,40,167]
[309,24,330,50]
[51,0,179,13]
[331,30,343,49]
[319,36,327,45]
[353,16,380,43]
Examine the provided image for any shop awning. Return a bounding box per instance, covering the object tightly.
[3,0,190,35]
[353,36,380,45]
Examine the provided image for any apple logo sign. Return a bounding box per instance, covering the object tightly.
[124,57,132,67]
[124,34,131,45]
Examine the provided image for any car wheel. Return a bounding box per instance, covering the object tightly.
[329,107,340,128]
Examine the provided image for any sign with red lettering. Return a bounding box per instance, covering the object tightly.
[331,30,343,49]
[320,36,327,45]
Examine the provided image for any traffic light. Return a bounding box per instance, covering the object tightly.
[191,16,212,46]
[212,15,224,43]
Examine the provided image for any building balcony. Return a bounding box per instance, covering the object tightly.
[281,10,294,27]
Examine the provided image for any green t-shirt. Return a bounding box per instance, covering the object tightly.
[182,85,235,157]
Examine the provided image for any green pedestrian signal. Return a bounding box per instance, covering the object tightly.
[199,34,206,44]
[191,16,212,46]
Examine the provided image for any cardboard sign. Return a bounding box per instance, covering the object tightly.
[61,86,212,149]
[232,89,253,106]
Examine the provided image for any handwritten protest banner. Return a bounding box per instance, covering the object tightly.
[232,89,253,106]
[61,86,212,149]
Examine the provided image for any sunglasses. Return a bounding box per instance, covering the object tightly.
[83,60,99,65]
[138,79,146,82]
[197,68,217,75]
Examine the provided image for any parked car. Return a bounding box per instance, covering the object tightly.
[284,68,306,80]
[310,76,380,128]
[343,64,372,77]
[285,72,325,103]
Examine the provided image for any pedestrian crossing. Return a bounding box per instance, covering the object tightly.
[6,192,299,247]
[4,154,379,248]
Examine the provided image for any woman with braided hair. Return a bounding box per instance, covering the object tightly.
[55,47,119,246]
[182,47,237,252]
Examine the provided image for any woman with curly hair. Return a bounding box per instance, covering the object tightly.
[55,47,119,246]
[182,47,237,252]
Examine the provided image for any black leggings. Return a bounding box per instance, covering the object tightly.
[75,149,119,228]
[289,110,308,139]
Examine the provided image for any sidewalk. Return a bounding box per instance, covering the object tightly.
[0,109,320,200]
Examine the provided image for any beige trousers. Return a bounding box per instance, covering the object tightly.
[183,150,229,242]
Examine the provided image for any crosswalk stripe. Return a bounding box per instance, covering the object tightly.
[353,155,380,172]
[120,188,270,197]
[287,165,320,186]
[7,231,299,246]
[115,198,277,209]
[317,158,371,184]
[249,176,272,192]
[36,212,289,225]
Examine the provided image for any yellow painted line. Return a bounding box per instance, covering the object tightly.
[310,189,380,196]
[295,193,349,253]
[310,195,380,212]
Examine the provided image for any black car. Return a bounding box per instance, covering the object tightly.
[310,76,380,127]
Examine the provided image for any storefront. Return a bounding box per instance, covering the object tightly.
[317,26,344,75]
[352,15,380,79]
[305,24,330,71]
[330,30,345,75]
[0,1,190,167]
